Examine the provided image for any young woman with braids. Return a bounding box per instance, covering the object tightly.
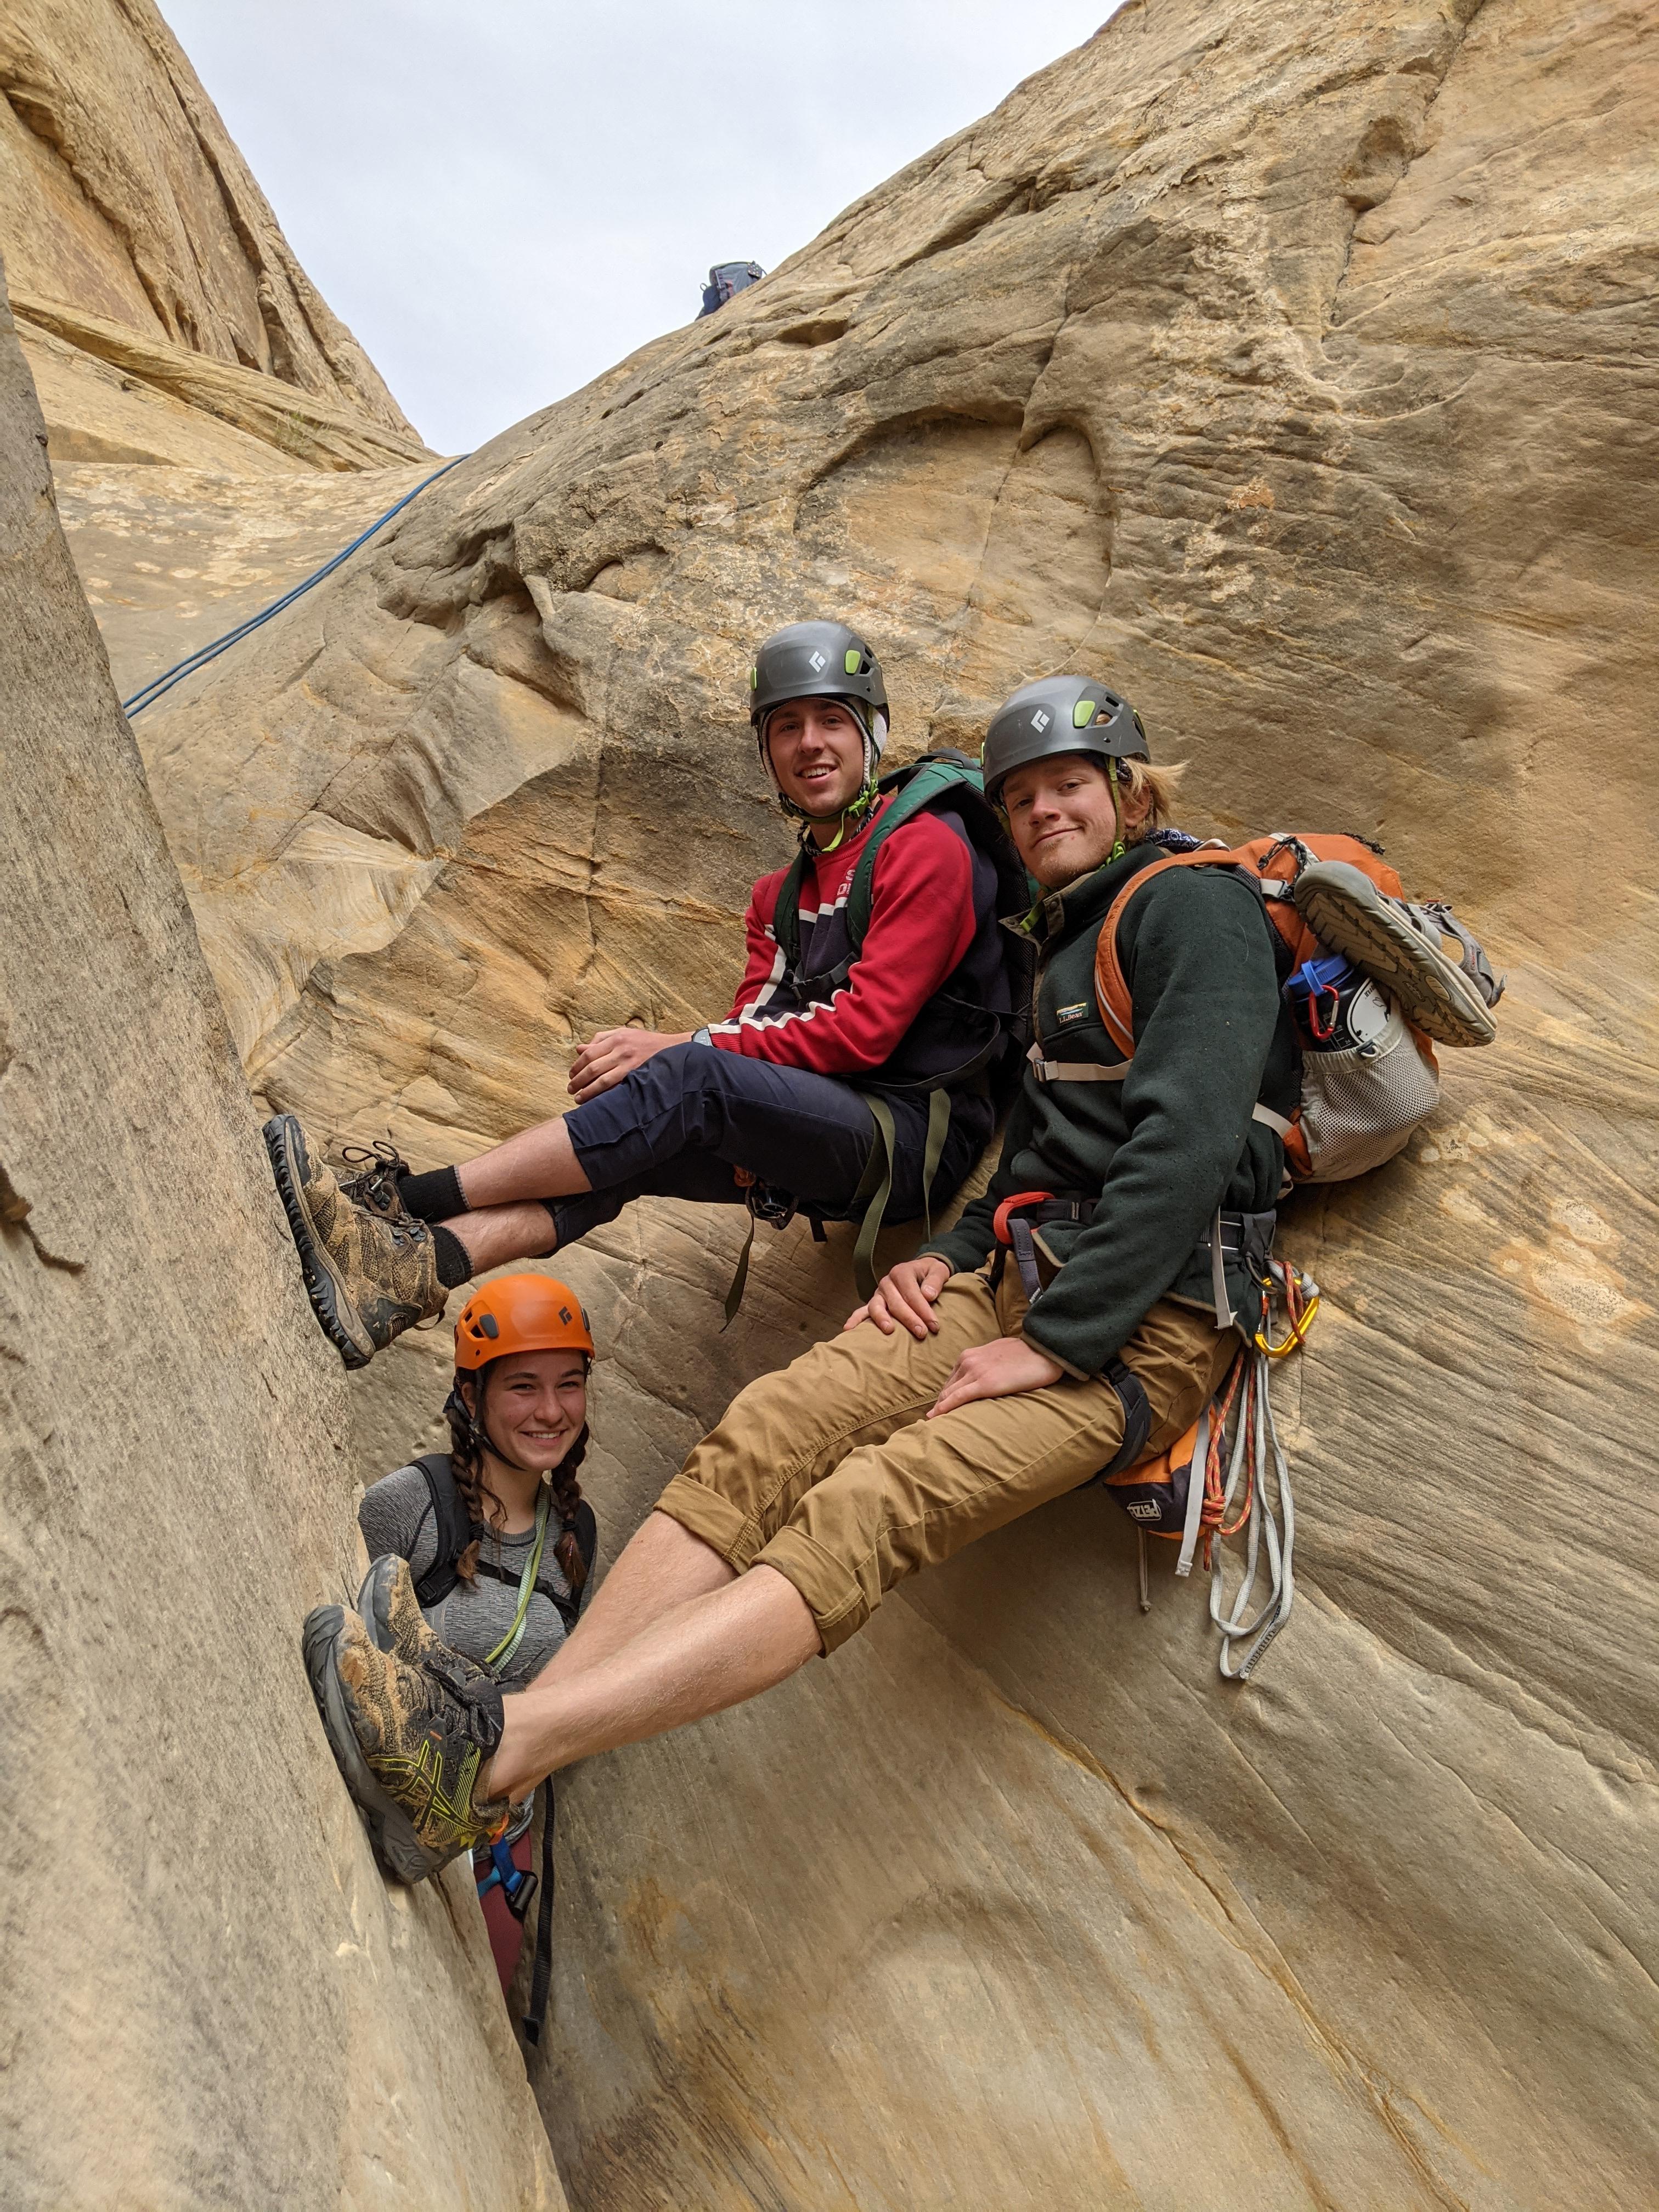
[354,1272,597,2021]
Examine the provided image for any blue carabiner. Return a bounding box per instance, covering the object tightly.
[476,1837,521,1902]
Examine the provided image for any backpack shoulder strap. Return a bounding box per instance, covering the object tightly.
[844,758,991,951]
[1092,849,1244,1056]
[570,1498,599,1583]
[411,1452,471,1608]
[768,848,813,975]
[1092,845,1274,1053]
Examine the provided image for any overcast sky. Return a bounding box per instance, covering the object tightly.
[158,2,1119,454]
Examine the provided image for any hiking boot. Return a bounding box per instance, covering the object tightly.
[302,1602,512,1883]
[263,1113,444,1369]
[336,1138,414,1222]
[1291,862,1498,1048]
[358,1555,536,1832]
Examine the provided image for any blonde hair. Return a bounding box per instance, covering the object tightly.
[1116,754,1187,838]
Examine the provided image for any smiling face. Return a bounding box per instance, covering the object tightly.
[761,697,868,825]
[465,1348,588,1473]
[1000,753,1151,888]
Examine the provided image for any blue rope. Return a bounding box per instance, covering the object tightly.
[120,454,469,719]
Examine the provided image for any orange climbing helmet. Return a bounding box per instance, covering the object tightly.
[453,1273,594,1370]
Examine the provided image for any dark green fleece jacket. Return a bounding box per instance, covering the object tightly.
[921,843,1299,1378]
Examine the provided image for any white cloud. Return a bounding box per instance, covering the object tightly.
[157,1,1119,453]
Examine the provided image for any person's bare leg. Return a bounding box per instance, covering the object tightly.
[550,1510,735,1679]
[454,1115,592,1209]
[483,1563,820,1799]
[444,1200,562,1273]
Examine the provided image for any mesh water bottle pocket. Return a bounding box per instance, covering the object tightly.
[1297,1001,1440,1181]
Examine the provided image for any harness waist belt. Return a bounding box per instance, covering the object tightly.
[1193,1207,1278,1330]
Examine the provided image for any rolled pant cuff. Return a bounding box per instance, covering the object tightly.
[654,1472,761,1572]
[654,1477,870,1653]
[751,1526,869,1655]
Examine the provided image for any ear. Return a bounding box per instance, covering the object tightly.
[1118,770,1154,832]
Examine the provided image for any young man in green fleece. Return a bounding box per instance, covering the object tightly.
[303,674,1302,1878]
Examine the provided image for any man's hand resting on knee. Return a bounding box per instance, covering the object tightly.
[927,1334,1064,1418]
[845,1255,952,1338]
[568,1026,695,1104]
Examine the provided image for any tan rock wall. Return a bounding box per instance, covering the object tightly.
[0,0,430,467]
[78,1,1659,2205]
[0,276,559,2212]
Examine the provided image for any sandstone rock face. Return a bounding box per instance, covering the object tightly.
[0,279,561,2212]
[0,0,429,467]
[58,455,435,699]
[81,1,1659,2207]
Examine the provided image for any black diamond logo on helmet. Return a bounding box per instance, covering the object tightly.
[808,650,827,672]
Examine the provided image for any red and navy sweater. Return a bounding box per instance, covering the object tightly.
[704,797,1007,1094]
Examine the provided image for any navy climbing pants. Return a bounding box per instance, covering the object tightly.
[549,1041,991,1250]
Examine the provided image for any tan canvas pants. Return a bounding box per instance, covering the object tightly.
[656,1268,1234,1652]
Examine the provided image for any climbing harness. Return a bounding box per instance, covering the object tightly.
[473,1777,560,2045]
[722,1177,827,1329]
[120,455,468,719]
[991,1190,1317,1680]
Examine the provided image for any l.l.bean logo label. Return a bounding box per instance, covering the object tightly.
[1056,1002,1092,1024]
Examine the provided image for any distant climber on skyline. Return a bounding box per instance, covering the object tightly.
[263,619,1028,1366]
[698,261,765,316]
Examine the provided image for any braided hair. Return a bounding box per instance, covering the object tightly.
[444,1357,592,1601]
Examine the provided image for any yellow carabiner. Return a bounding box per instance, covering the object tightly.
[1254,1266,1320,1359]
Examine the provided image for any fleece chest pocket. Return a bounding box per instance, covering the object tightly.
[1037,996,1112,1056]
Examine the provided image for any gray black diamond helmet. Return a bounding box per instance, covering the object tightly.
[749,621,888,736]
[980,675,1149,805]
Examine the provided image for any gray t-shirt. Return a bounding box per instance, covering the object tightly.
[358,1462,574,1688]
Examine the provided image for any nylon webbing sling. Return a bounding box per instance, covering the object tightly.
[851,1094,898,1304]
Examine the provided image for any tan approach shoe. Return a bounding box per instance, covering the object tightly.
[301,1602,513,1883]
[263,1113,445,1369]
[1291,861,1498,1048]
[358,1554,535,1832]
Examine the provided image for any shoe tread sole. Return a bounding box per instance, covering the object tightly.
[263,1118,375,1368]
[1294,879,1496,1048]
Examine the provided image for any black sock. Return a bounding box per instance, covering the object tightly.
[431,1223,473,1290]
[398,1165,466,1223]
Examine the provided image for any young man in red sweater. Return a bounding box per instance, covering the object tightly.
[266,622,1019,1368]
